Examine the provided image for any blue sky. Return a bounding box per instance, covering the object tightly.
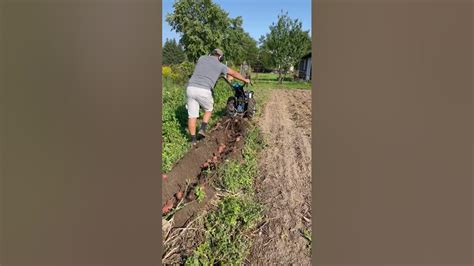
[162,0,312,45]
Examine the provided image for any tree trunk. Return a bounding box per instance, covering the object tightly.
[278,69,283,84]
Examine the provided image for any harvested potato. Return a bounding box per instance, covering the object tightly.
[218,145,226,154]
[162,200,173,214]
[187,192,196,200]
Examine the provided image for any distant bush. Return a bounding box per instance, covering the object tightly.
[170,61,195,85]
[162,66,172,79]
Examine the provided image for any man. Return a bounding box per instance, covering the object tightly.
[186,48,250,145]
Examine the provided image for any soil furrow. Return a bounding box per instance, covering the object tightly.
[249,89,312,265]
[162,117,248,228]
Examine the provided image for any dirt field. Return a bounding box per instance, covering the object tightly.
[249,89,312,265]
[162,89,312,264]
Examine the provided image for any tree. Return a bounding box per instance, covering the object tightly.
[166,0,258,66]
[221,16,258,67]
[241,33,259,67]
[259,11,311,83]
[221,16,245,65]
[162,38,186,65]
[251,46,272,73]
[166,0,229,62]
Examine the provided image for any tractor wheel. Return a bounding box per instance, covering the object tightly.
[245,98,256,118]
[226,97,237,117]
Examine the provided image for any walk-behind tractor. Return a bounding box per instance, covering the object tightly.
[220,77,256,119]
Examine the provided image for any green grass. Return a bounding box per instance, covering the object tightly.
[162,78,233,172]
[251,72,311,90]
[216,160,254,193]
[215,126,264,193]
[184,195,262,265]
[194,185,206,203]
[184,118,266,265]
[300,228,312,248]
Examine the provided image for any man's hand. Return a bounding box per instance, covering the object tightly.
[227,68,250,84]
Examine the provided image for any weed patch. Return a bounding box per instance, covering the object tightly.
[300,228,312,250]
[216,125,264,193]
[194,185,206,203]
[184,196,262,265]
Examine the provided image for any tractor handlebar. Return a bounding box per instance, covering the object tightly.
[220,76,252,89]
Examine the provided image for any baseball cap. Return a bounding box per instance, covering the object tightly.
[212,48,224,56]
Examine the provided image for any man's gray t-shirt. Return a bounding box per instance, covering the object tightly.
[187,55,228,90]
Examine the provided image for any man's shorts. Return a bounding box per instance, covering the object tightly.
[186,86,214,118]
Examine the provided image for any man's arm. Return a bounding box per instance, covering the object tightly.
[227,68,251,84]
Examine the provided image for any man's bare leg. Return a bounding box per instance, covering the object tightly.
[188,117,197,143]
[203,111,212,123]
